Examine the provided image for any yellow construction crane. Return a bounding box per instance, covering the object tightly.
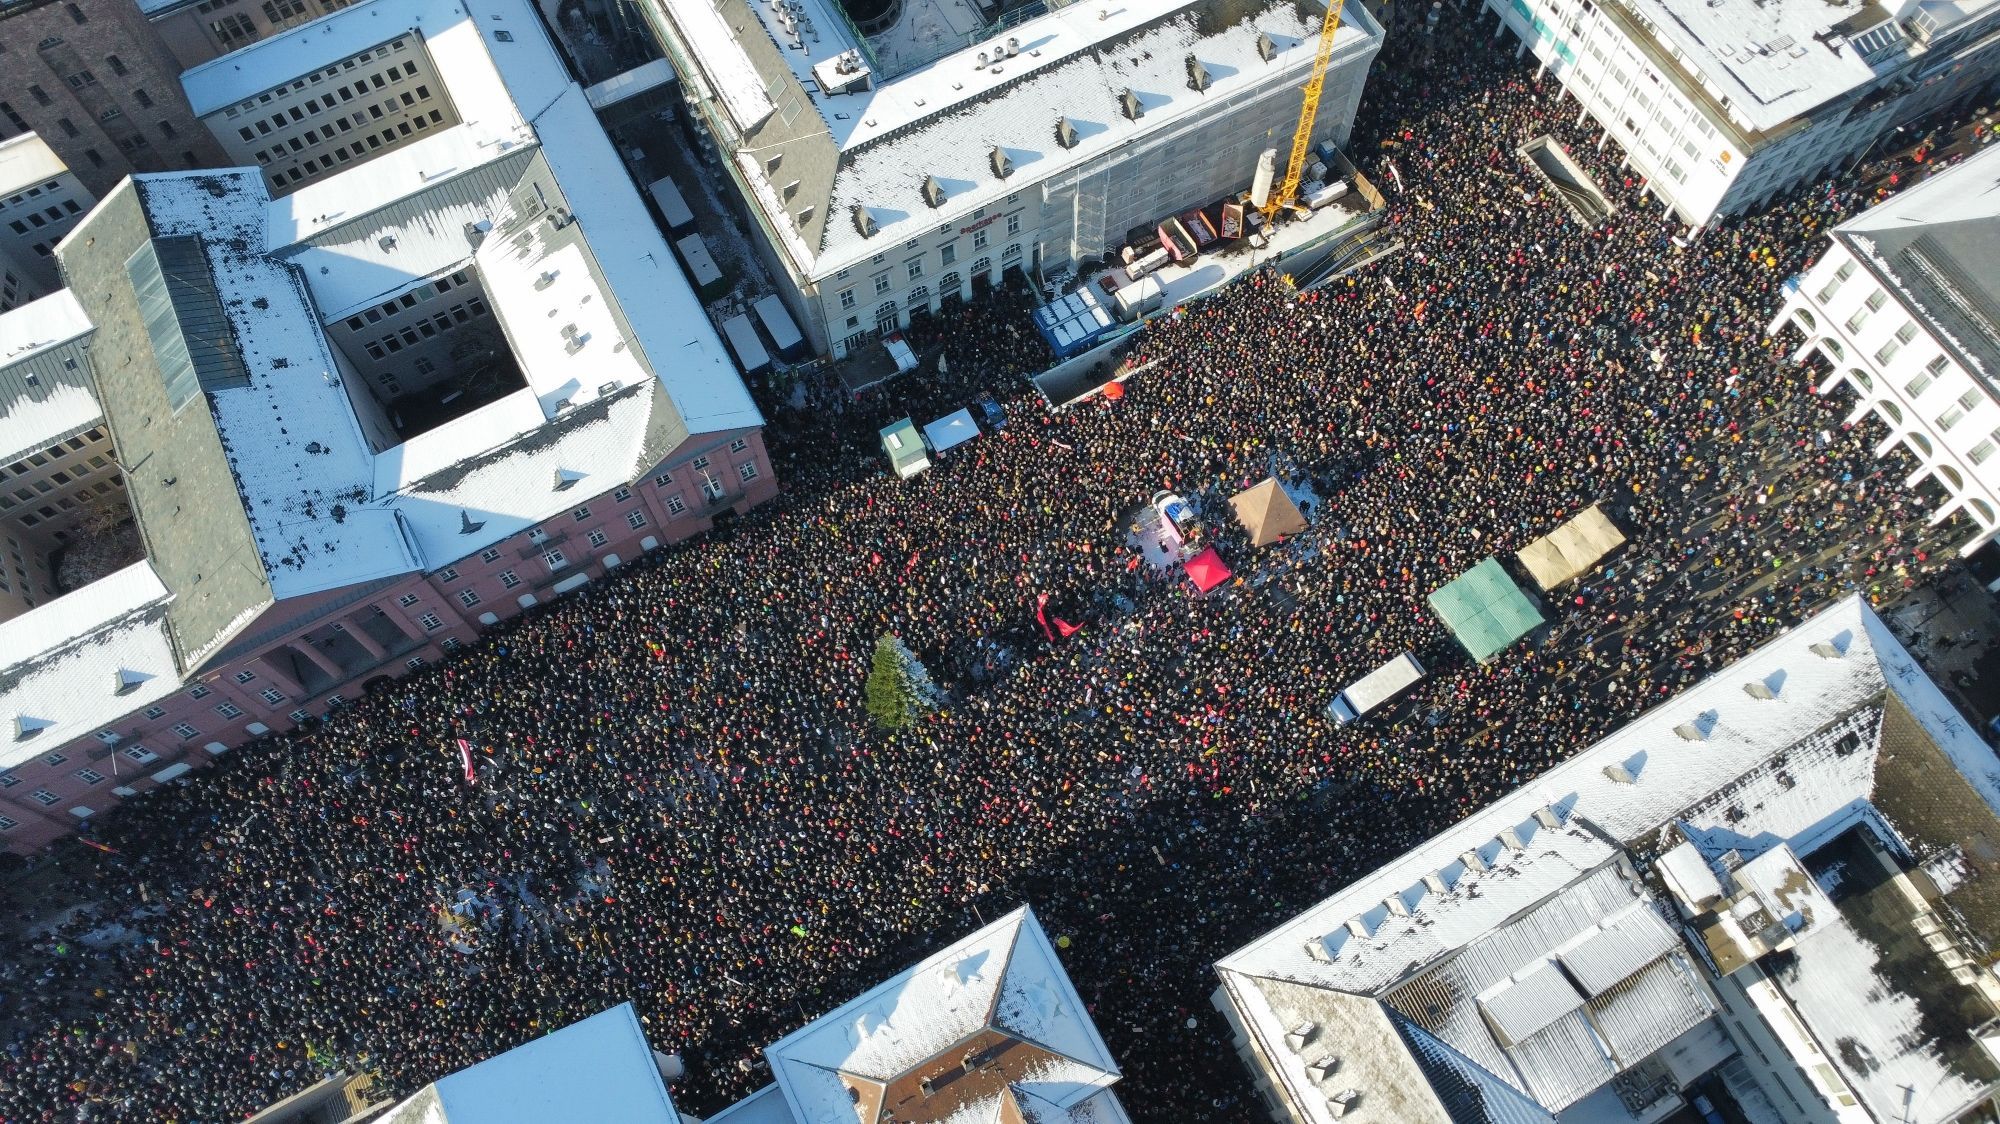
[1269,0,1349,215]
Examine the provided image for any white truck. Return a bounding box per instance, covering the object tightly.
[1326,652,1426,725]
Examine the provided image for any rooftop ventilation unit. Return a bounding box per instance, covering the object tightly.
[114,668,151,696]
[1743,678,1777,700]
[554,468,586,491]
[1256,31,1277,61]
[852,205,878,238]
[1533,806,1562,830]
[1422,871,1450,894]
[14,716,51,740]
[1604,762,1636,784]
[535,270,559,291]
[1285,1022,1318,1051]
[1498,828,1526,851]
[1675,721,1707,741]
[1810,640,1842,659]
[990,147,1013,179]
[921,176,947,208]
[1186,54,1210,92]
[1306,1056,1341,1083]
[378,234,398,252]
[1460,848,1488,872]
[1327,1090,1361,1117]
[1119,88,1143,120]
[463,219,491,248]
[1055,116,1079,149]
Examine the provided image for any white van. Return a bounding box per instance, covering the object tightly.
[1327,652,1426,725]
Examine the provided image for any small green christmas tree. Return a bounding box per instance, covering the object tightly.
[865,633,941,730]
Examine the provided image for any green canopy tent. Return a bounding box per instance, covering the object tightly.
[1427,557,1545,664]
[879,418,930,479]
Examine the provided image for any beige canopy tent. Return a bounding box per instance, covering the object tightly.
[1228,478,1309,547]
[1516,504,1626,590]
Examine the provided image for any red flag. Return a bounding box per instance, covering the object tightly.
[456,738,477,785]
[1126,555,1142,572]
[905,551,920,571]
[79,838,121,856]
[1054,616,1083,638]
[1034,592,1055,642]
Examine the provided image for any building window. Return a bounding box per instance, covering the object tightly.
[480,548,502,563]
[838,289,856,310]
[739,461,760,482]
[1905,371,1936,399]
[907,260,924,282]
[65,2,86,22]
[971,228,988,250]
[544,549,567,571]
[94,730,120,745]
[233,670,257,684]
[172,722,200,739]
[30,790,59,807]
[44,752,68,767]
[691,456,710,471]
[144,706,167,720]
[123,746,158,763]
[437,567,459,583]
[215,703,244,719]
[940,244,957,266]
[0,816,16,831]
[259,688,286,705]
[626,510,647,530]
[263,0,306,20]
[458,589,481,608]
[398,593,421,607]
[406,657,426,670]
[665,494,685,515]
[418,612,444,631]
[612,486,632,503]
[875,274,892,295]
[572,506,591,522]
[289,710,310,724]
[587,529,608,548]
[107,54,127,76]
[1006,214,1021,236]
[0,774,15,788]
[441,637,461,652]
[1939,406,1967,431]
[1816,260,1856,303]
[654,471,673,488]
[498,570,520,589]
[729,438,749,453]
[188,684,210,699]
[75,769,104,785]
[1974,439,1999,467]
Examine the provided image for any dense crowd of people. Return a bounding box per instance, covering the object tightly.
[0,15,1987,1124]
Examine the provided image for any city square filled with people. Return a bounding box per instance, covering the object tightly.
[0,13,1992,1124]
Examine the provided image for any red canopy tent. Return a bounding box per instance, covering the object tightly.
[1185,547,1232,592]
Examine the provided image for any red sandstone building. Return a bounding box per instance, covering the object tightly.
[0,0,773,852]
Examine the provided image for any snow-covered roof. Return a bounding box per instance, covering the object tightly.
[1835,143,2000,384]
[584,57,679,110]
[705,1085,801,1124]
[133,172,422,600]
[491,87,761,433]
[380,384,660,567]
[759,905,1123,1124]
[0,290,99,465]
[1216,595,2000,1124]
[814,0,1375,267]
[0,288,91,366]
[0,563,182,772]
[1619,0,1885,136]
[0,132,70,195]
[378,1002,679,1124]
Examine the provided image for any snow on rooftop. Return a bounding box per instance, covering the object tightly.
[526,87,761,433]
[705,1084,802,1124]
[135,172,420,599]
[0,563,182,772]
[1625,0,1888,135]
[1218,595,2000,1123]
[0,289,92,365]
[817,0,1370,265]
[268,134,533,320]
[764,906,1119,1124]
[0,291,99,464]
[478,209,654,418]
[381,384,657,567]
[0,132,70,195]
[383,1002,679,1124]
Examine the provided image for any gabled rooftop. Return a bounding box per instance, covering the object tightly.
[1834,142,2000,385]
[0,290,99,467]
[1217,596,2000,1124]
[0,562,181,772]
[0,132,71,196]
[758,906,1124,1124]
[378,1002,680,1123]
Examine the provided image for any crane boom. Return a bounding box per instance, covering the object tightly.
[1271,0,1348,214]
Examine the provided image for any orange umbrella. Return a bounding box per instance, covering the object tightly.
[1103,381,1126,401]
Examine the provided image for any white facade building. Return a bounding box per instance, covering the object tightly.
[1490,0,2000,224]
[0,134,95,311]
[1769,143,2000,559]
[1215,595,2000,1124]
[644,0,1382,359]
